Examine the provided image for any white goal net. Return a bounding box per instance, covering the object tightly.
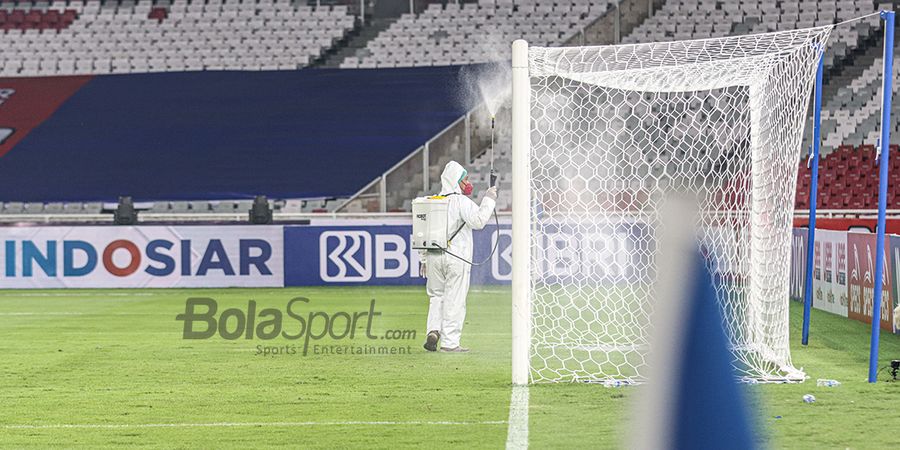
[512,27,832,384]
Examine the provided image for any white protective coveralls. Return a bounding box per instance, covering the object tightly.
[424,161,496,348]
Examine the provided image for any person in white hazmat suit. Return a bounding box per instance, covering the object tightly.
[421,161,497,352]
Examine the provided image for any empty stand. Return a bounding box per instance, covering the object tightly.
[796,144,900,209]
[0,0,356,76]
[340,0,617,68]
[624,0,878,70]
[3,0,900,215]
[816,47,900,151]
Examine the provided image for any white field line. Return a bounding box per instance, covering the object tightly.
[3,420,508,431]
[505,385,529,450]
[470,288,510,294]
[0,312,88,316]
[0,292,162,297]
[0,289,499,298]
[0,312,171,316]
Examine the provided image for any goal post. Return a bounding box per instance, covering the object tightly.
[511,26,833,384]
[511,39,531,386]
[868,10,895,383]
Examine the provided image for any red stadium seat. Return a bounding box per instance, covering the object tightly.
[0,8,77,31]
[9,10,24,24]
[148,7,167,22]
[25,10,41,24]
[802,142,900,209]
[43,10,59,25]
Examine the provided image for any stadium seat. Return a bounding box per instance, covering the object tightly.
[341,1,617,68]
[0,2,355,77]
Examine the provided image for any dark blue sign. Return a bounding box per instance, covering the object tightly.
[283,224,511,286]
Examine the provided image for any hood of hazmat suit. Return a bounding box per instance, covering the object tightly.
[440,160,468,196]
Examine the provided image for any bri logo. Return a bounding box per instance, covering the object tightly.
[319,231,410,282]
[2,238,273,278]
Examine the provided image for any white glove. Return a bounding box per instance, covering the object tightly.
[419,261,427,279]
[484,186,498,200]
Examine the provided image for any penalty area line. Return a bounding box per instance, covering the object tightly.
[3,420,508,430]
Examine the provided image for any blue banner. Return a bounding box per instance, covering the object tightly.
[283,224,511,286]
[0,67,472,202]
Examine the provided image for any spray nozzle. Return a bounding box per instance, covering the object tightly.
[491,116,495,129]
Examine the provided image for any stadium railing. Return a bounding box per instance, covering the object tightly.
[336,103,491,213]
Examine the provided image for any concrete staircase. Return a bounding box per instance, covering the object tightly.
[317,17,398,68]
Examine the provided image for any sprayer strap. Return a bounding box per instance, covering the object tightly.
[438,192,467,245]
[448,222,465,244]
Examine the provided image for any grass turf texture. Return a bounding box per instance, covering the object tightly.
[0,287,898,448]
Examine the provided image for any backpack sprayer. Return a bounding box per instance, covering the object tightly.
[411,116,500,266]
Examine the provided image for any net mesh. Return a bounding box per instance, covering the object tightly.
[526,27,832,383]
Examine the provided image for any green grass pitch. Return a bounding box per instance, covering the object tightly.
[1,286,899,448]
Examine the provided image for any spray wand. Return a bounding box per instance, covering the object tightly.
[490,116,498,188]
[438,114,500,267]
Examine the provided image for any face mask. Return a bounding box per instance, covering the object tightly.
[461,181,473,196]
